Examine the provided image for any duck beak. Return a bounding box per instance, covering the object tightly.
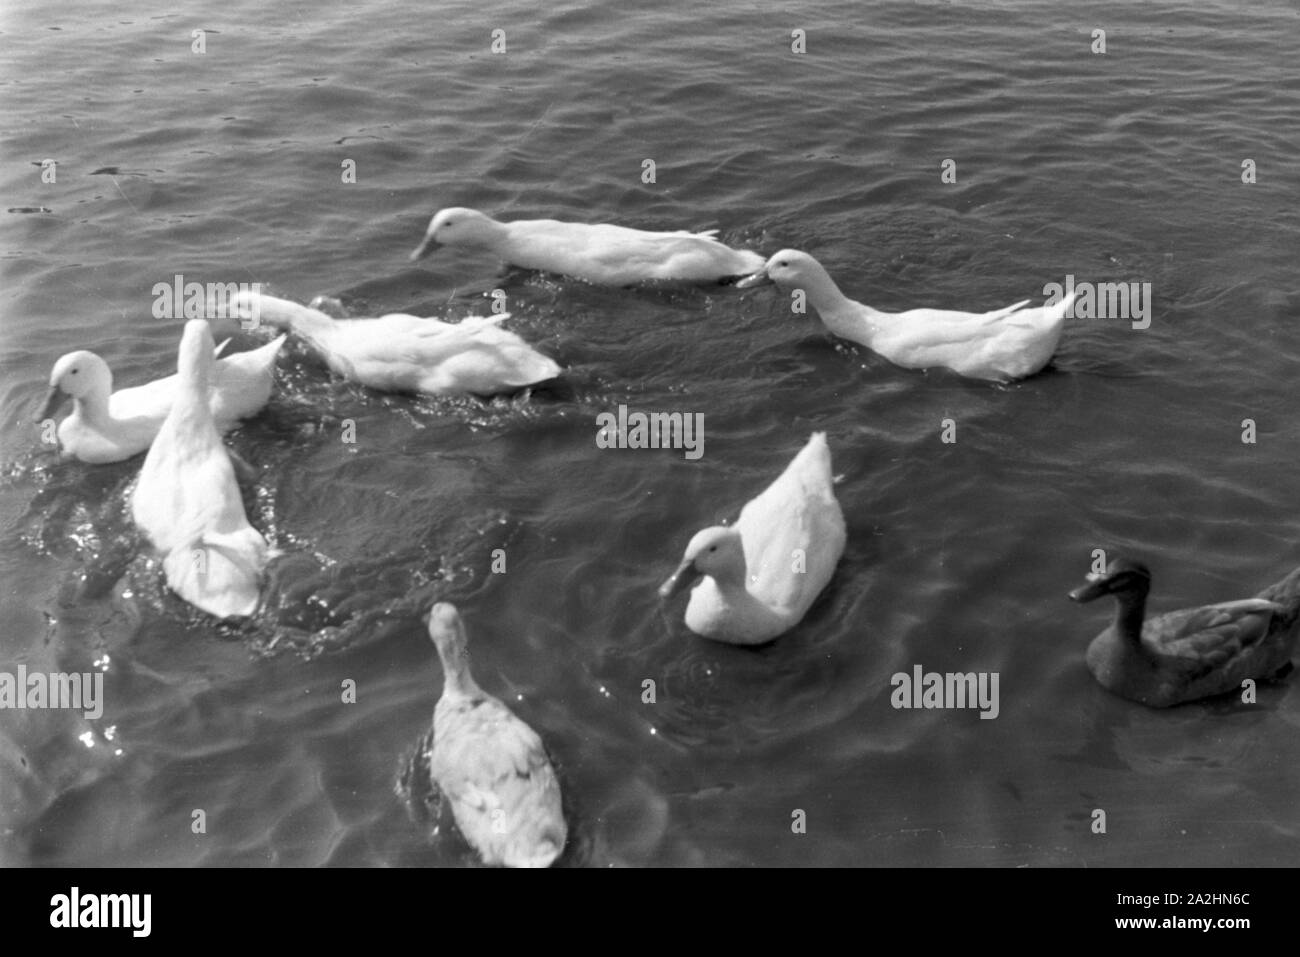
[659,558,700,599]
[409,236,440,261]
[36,386,65,423]
[1068,575,1109,603]
[734,269,771,289]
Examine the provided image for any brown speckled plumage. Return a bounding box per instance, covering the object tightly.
[1071,559,1300,707]
[423,603,566,867]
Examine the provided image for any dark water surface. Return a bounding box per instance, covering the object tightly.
[2,0,1299,866]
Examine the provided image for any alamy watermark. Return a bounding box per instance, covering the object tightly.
[0,666,103,719]
[595,404,704,460]
[152,274,262,329]
[1044,275,1151,329]
[50,887,150,937]
[890,665,999,719]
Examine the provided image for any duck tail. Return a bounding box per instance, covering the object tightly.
[260,333,289,355]
[1048,290,1077,321]
[163,533,264,619]
[794,431,835,489]
[1257,565,1300,617]
[511,351,563,386]
[456,313,513,335]
[806,430,831,456]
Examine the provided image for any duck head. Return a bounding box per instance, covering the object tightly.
[736,249,824,290]
[39,351,113,421]
[659,526,746,598]
[1068,557,1152,604]
[410,207,499,260]
[426,602,481,694]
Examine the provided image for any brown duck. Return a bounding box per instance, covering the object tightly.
[1069,557,1300,707]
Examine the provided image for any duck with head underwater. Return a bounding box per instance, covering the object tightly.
[410,206,766,286]
[223,290,560,398]
[1069,556,1300,707]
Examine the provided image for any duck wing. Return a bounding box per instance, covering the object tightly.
[738,494,844,612]
[107,374,179,424]
[134,386,266,619]
[886,302,1031,329]
[404,315,521,367]
[577,225,762,281]
[433,696,564,865]
[735,434,845,611]
[421,344,560,394]
[874,309,1019,354]
[892,297,1055,332]
[298,314,553,394]
[294,317,432,385]
[434,698,551,796]
[976,299,1034,323]
[413,315,560,393]
[408,313,509,341]
[1255,565,1300,619]
[210,335,285,425]
[377,312,455,334]
[136,425,232,547]
[329,314,499,364]
[1143,599,1284,676]
[161,525,265,619]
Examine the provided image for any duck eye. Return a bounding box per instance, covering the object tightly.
[70,368,78,375]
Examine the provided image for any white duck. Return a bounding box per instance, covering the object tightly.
[38,336,284,464]
[227,292,560,397]
[660,432,846,645]
[132,319,268,620]
[737,250,1076,382]
[423,603,567,868]
[410,206,766,285]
